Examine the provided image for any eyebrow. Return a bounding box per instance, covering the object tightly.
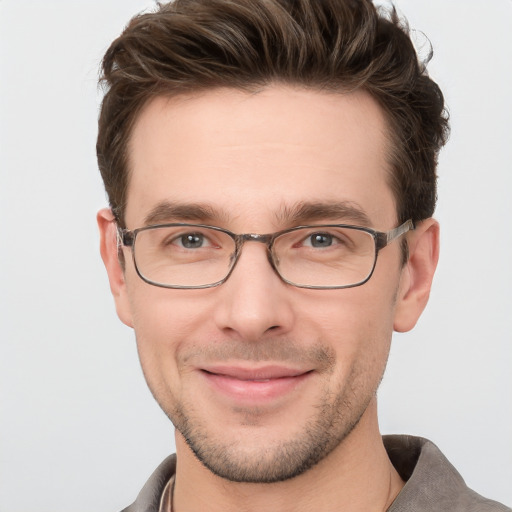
[276,201,372,227]
[142,200,372,229]
[143,201,228,226]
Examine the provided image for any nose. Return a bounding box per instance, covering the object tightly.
[213,241,295,342]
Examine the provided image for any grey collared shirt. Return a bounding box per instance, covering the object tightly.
[121,435,511,512]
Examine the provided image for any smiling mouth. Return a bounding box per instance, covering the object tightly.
[203,373,273,382]
[202,364,310,379]
[199,365,313,402]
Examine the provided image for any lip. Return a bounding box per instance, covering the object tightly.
[199,364,312,403]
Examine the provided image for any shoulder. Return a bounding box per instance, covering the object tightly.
[121,455,176,512]
[384,435,511,512]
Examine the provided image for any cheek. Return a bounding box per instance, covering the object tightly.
[303,283,398,334]
[301,285,397,371]
[127,272,210,336]
[125,281,206,377]
[127,291,207,414]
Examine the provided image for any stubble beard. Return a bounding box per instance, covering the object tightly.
[172,396,372,483]
[142,334,389,484]
[167,364,382,484]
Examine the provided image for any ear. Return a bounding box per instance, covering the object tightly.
[393,218,439,332]
[97,208,134,328]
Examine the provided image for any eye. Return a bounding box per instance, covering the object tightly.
[303,232,338,248]
[176,232,209,249]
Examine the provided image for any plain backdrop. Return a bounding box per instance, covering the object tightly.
[1,1,511,510]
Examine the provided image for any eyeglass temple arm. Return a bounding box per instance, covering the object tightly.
[375,219,415,250]
[116,228,134,247]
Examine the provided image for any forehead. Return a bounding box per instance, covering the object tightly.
[126,86,396,230]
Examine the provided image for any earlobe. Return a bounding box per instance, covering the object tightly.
[393,219,440,333]
[97,208,134,328]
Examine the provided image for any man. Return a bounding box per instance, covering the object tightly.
[95,0,510,511]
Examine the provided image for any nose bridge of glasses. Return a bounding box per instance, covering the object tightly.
[233,232,278,269]
[239,233,273,245]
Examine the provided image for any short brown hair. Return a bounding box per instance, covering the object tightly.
[97,0,449,227]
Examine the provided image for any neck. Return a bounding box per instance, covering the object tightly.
[172,399,404,512]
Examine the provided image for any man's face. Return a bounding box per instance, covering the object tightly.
[104,86,414,482]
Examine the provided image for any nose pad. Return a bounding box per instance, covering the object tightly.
[268,249,280,272]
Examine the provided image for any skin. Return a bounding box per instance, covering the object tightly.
[98,86,439,512]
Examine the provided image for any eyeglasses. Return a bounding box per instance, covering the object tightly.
[117,220,414,290]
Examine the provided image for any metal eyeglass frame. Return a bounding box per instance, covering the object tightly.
[117,219,415,290]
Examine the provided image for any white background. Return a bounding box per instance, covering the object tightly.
[0,1,511,510]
